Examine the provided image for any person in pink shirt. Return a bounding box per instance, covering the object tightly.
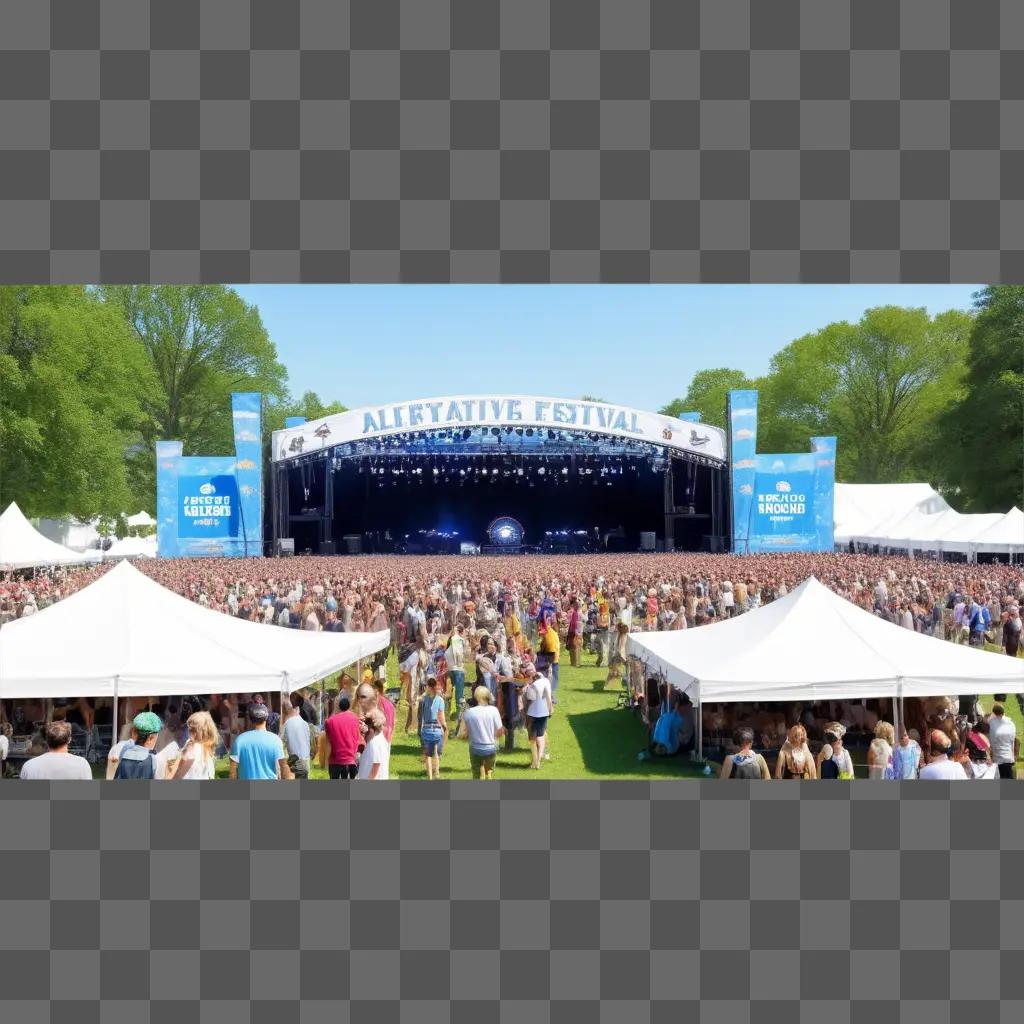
[319,695,361,779]
[373,677,396,743]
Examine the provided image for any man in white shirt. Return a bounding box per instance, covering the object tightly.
[283,693,311,778]
[919,730,967,780]
[988,704,1019,779]
[20,721,92,780]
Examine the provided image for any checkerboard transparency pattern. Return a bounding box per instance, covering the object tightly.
[3,781,1023,1023]
[1,0,1023,283]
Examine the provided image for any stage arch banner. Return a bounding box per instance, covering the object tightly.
[156,392,264,559]
[271,395,727,464]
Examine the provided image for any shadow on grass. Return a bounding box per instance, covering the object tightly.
[565,698,704,778]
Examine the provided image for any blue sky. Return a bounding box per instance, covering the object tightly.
[233,285,982,412]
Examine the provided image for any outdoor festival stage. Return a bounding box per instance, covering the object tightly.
[269,396,729,557]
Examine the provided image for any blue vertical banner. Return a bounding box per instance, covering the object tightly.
[810,435,837,551]
[727,390,759,554]
[156,393,263,558]
[727,390,836,554]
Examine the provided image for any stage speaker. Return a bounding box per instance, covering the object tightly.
[276,538,295,556]
[318,541,336,555]
[343,534,362,555]
[701,535,725,553]
[640,532,656,551]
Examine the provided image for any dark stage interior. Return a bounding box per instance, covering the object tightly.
[280,452,723,555]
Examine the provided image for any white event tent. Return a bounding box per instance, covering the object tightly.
[0,559,390,701]
[627,577,1024,713]
[103,534,158,559]
[126,510,156,528]
[0,502,91,571]
[833,484,1023,558]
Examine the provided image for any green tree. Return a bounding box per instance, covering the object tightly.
[937,286,1024,510]
[579,394,607,403]
[761,306,971,481]
[102,286,288,508]
[0,286,156,519]
[659,368,754,428]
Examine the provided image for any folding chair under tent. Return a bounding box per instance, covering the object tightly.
[627,577,1024,763]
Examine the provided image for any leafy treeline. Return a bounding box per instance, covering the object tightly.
[0,286,345,521]
[659,289,1023,512]
[2,286,1019,522]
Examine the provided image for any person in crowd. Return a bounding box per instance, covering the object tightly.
[458,686,505,780]
[357,708,390,780]
[867,721,895,779]
[417,675,448,780]
[892,728,924,779]
[447,623,467,710]
[371,675,396,743]
[774,724,816,779]
[522,663,554,769]
[19,720,92,780]
[282,693,311,779]
[319,694,362,780]
[566,597,583,667]
[817,722,854,780]
[537,613,561,704]
[229,703,293,780]
[109,712,163,780]
[964,729,998,779]
[920,729,968,779]
[650,692,695,758]
[167,711,219,780]
[987,703,1019,779]
[720,727,771,779]
[0,722,10,777]
[1003,604,1022,658]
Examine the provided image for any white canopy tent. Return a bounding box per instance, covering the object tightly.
[834,483,951,545]
[970,507,1024,555]
[103,535,158,559]
[627,577,1024,709]
[0,502,91,571]
[0,559,391,700]
[126,510,156,528]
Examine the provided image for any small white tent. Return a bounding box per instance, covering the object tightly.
[0,502,91,571]
[103,535,158,559]
[0,559,390,698]
[126,510,156,528]
[834,483,950,545]
[627,576,1024,706]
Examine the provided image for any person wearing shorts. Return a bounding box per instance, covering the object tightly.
[459,686,504,780]
[524,664,554,769]
[418,677,448,780]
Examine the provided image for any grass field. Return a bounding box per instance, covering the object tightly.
[215,648,705,780]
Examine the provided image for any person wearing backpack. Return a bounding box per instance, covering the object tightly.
[112,712,163,780]
[418,676,448,780]
[720,727,770,779]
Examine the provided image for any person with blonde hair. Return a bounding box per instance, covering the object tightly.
[458,686,504,779]
[168,711,219,780]
[774,724,816,779]
[867,720,895,779]
[357,709,390,780]
[817,722,854,779]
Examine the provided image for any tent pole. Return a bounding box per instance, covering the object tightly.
[696,684,703,763]
[112,677,118,750]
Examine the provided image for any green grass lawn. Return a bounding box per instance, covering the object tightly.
[215,648,704,780]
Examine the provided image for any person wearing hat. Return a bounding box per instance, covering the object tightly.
[816,722,854,780]
[111,712,164,780]
[229,702,293,780]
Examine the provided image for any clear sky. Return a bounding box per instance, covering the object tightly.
[233,284,982,412]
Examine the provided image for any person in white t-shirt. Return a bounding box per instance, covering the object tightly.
[988,704,1018,779]
[0,722,10,776]
[357,709,390,780]
[919,730,968,780]
[19,721,92,780]
[459,686,505,780]
[523,664,554,770]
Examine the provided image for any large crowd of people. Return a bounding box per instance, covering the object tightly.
[2,551,1022,780]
